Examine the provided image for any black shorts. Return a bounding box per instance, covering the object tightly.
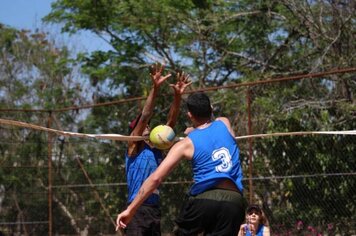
[125,204,161,236]
[173,189,247,236]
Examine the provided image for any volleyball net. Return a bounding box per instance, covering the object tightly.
[1,66,356,235]
[0,117,355,235]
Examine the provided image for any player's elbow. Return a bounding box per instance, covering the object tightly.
[150,173,163,187]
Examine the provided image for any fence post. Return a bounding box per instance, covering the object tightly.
[47,112,53,236]
[246,87,253,204]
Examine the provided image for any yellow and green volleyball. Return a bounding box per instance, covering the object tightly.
[149,125,175,150]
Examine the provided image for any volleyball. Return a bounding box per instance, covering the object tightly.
[149,125,175,150]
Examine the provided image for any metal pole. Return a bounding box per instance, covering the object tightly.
[246,87,253,204]
[47,112,53,236]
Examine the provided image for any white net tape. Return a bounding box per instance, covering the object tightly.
[0,118,355,141]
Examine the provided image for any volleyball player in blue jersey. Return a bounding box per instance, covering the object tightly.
[117,92,246,236]
[124,64,191,236]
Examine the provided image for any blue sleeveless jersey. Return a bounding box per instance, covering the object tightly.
[246,224,264,236]
[125,144,162,205]
[188,120,243,195]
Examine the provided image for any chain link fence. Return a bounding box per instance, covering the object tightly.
[1,124,355,235]
[1,71,355,235]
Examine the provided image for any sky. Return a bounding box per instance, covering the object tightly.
[0,0,111,53]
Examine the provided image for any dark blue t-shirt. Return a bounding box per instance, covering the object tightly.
[125,144,162,205]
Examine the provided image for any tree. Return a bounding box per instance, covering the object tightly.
[43,0,354,125]
[0,24,93,235]
[34,0,356,234]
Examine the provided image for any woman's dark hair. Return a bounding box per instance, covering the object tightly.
[186,92,212,119]
[246,205,269,226]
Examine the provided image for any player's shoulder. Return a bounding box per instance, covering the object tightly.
[215,117,236,137]
[179,136,193,147]
[215,117,231,126]
[172,136,194,160]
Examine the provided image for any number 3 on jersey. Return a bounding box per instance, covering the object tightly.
[212,147,232,173]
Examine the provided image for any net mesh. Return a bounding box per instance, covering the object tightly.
[1,71,355,235]
[0,123,355,235]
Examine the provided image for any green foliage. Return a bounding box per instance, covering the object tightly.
[0,24,85,110]
[1,0,355,234]
[43,0,356,233]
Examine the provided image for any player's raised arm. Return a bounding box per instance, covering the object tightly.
[166,71,192,128]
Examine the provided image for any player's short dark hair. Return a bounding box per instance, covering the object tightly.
[186,92,212,119]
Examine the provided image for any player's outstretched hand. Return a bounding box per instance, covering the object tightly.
[170,71,192,95]
[149,63,172,88]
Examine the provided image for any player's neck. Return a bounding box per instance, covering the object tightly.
[195,119,211,129]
